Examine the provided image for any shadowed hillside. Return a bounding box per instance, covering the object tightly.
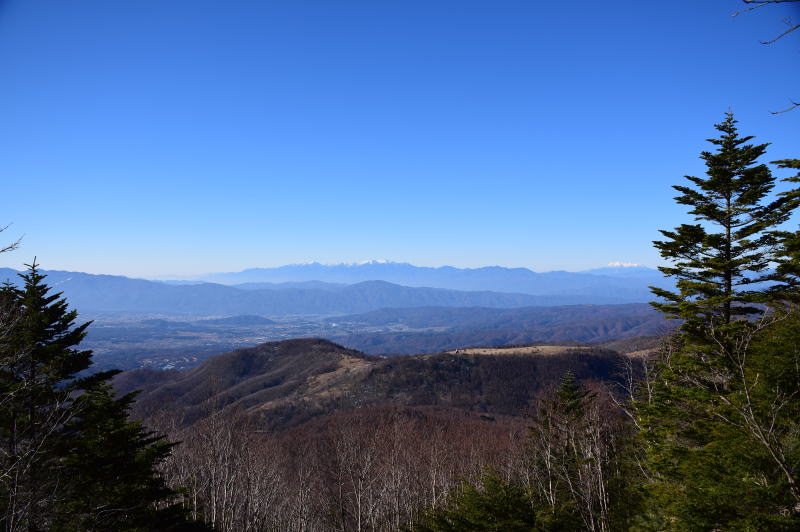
[116,337,631,430]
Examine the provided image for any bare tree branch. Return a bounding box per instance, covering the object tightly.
[761,21,800,43]
[732,0,800,112]
[0,224,21,254]
[771,100,800,114]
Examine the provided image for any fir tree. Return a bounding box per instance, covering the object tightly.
[0,263,97,529]
[639,115,800,528]
[651,112,799,337]
[0,263,205,531]
[771,158,800,298]
[553,371,591,420]
[410,473,540,532]
[53,383,203,531]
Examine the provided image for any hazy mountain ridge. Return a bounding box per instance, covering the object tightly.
[233,281,348,291]
[184,261,670,298]
[0,268,654,316]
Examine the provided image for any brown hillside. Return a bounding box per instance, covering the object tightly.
[117,338,629,430]
[115,338,375,424]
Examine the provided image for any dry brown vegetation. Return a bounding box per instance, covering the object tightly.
[149,406,529,531]
[442,345,593,356]
[111,336,640,531]
[116,338,628,432]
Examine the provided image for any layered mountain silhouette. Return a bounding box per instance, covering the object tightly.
[0,265,668,316]
[188,261,669,299]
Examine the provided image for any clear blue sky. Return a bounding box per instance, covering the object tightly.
[1,0,798,277]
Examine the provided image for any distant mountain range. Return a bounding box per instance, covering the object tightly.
[175,261,671,300]
[0,267,658,316]
[0,262,671,317]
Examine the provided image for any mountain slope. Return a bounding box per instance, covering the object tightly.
[115,338,630,430]
[113,338,373,423]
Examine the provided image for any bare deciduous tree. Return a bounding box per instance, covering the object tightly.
[152,406,523,532]
[524,379,628,532]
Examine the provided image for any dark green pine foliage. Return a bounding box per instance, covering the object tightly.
[54,383,205,531]
[552,371,590,420]
[770,158,800,298]
[0,264,206,531]
[651,112,799,337]
[639,116,800,529]
[0,264,96,529]
[410,473,540,532]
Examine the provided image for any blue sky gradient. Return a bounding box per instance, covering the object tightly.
[1,0,798,277]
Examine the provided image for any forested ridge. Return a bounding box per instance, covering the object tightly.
[113,338,627,431]
[2,119,800,530]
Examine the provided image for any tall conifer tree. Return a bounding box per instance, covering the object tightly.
[0,264,96,529]
[0,264,205,531]
[640,114,800,529]
[651,112,799,335]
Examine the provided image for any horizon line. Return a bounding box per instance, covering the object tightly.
[0,260,656,281]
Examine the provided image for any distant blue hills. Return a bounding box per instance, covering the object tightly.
[190,261,670,299]
[0,262,671,316]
